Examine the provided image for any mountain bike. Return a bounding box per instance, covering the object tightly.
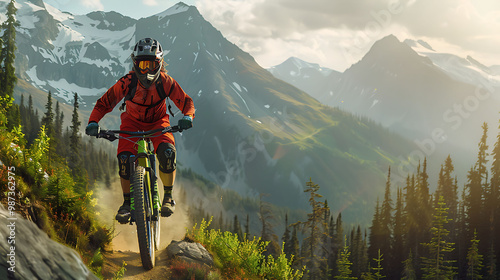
[95,125,182,270]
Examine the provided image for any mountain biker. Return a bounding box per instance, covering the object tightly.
[85,38,195,223]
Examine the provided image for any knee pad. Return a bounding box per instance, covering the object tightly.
[157,142,176,173]
[117,151,133,180]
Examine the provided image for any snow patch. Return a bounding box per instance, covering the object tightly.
[26,65,108,103]
[155,3,189,20]
[229,83,251,113]
[232,82,241,92]
[45,2,74,21]
[193,52,198,65]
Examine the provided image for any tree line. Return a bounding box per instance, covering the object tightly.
[18,91,116,191]
[365,122,500,279]
[195,122,500,280]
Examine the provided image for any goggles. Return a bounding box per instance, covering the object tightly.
[136,59,160,74]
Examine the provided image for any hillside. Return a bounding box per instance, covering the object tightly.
[4,0,421,223]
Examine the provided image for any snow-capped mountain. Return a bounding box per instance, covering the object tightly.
[269,35,500,183]
[4,0,418,222]
[267,57,341,102]
[404,39,500,90]
[272,35,500,148]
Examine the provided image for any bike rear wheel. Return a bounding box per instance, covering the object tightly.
[132,165,156,270]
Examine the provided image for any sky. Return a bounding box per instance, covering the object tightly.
[42,0,500,72]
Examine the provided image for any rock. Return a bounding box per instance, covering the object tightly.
[0,207,98,280]
[166,240,214,267]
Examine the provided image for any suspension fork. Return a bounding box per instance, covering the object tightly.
[129,139,153,224]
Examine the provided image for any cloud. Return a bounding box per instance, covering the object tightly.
[197,0,500,69]
[143,0,158,6]
[80,0,104,10]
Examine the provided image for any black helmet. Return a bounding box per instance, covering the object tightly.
[131,38,164,88]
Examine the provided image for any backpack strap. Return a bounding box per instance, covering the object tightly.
[119,74,138,111]
[155,75,176,117]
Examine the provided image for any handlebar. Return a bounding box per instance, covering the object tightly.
[96,125,183,142]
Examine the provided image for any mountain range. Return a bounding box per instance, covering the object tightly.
[4,0,445,224]
[269,35,500,182]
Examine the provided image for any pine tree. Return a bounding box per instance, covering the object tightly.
[361,230,369,276]
[466,230,484,280]
[416,159,432,252]
[402,251,417,280]
[41,91,55,166]
[368,199,382,266]
[300,179,328,279]
[69,93,83,186]
[289,225,300,267]
[54,101,64,141]
[458,188,469,278]
[335,236,357,280]
[259,193,280,258]
[379,167,393,277]
[393,187,405,278]
[442,156,458,221]
[330,212,344,278]
[371,249,386,280]
[475,123,489,255]
[1,0,19,97]
[404,175,419,259]
[465,164,486,254]
[26,95,41,145]
[488,122,500,273]
[41,92,54,136]
[484,245,497,280]
[327,215,337,277]
[321,200,333,278]
[233,214,243,241]
[421,196,456,279]
[283,213,292,254]
[351,225,364,278]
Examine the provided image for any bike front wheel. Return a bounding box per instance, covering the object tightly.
[132,165,156,270]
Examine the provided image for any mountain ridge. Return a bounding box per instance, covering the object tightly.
[268,35,500,186]
[8,1,419,223]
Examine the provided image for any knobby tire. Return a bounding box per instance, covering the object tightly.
[132,166,155,270]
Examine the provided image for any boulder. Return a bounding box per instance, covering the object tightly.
[166,240,214,267]
[0,207,98,280]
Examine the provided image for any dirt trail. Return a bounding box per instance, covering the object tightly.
[95,180,190,279]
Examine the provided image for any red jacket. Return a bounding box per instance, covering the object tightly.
[89,71,195,124]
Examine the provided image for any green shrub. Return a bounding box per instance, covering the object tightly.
[188,218,304,279]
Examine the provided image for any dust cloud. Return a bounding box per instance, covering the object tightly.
[94,178,191,253]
